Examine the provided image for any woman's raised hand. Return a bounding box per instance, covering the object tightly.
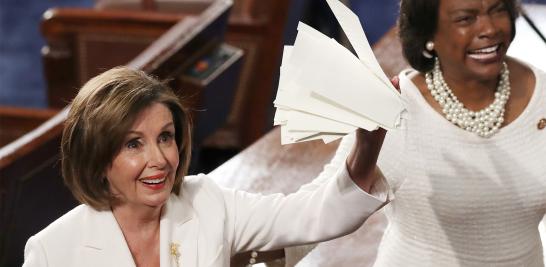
[346,76,399,192]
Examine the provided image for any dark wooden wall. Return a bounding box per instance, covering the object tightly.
[0,2,236,265]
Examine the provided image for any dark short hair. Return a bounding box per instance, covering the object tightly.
[62,67,192,210]
[398,0,519,72]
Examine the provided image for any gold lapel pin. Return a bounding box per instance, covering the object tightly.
[170,242,181,267]
[538,118,546,130]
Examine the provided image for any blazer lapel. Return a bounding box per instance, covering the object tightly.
[78,195,201,267]
[80,206,136,267]
[160,194,199,267]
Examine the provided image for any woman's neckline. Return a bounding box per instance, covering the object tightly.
[401,60,541,142]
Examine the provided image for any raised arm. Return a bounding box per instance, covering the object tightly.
[347,76,400,193]
[224,77,400,258]
[224,165,385,255]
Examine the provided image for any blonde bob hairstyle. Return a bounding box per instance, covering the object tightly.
[61,66,192,210]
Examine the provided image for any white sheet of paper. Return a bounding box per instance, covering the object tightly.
[280,127,320,145]
[274,89,378,131]
[285,109,356,133]
[281,45,293,66]
[290,130,320,139]
[278,46,295,91]
[273,1,407,144]
[297,22,332,40]
[297,132,344,144]
[273,107,288,126]
[322,134,345,143]
[281,129,344,145]
[286,28,403,129]
[325,0,396,93]
[276,22,392,132]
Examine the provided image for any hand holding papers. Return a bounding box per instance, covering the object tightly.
[273,0,406,145]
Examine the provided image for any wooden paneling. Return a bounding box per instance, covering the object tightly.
[41,8,186,107]
[223,0,291,148]
[1,2,234,265]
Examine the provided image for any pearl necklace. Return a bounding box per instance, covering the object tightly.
[425,58,511,138]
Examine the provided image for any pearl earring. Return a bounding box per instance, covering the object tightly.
[422,41,435,59]
[426,41,434,51]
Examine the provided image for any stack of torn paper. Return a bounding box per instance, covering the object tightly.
[273,0,406,145]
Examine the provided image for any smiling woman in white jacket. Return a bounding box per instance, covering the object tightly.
[22,66,390,267]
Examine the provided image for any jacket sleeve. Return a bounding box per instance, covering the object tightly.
[222,149,387,255]
[282,132,389,265]
[298,132,390,199]
[22,236,48,267]
[296,133,355,193]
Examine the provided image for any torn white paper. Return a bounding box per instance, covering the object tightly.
[273,0,406,144]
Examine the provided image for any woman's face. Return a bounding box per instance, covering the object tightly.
[105,102,179,209]
[433,0,512,81]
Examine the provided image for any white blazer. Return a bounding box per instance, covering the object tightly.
[22,167,384,267]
